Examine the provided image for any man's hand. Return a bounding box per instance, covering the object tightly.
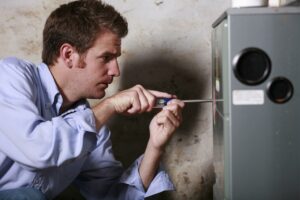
[92,84,176,130]
[139,99,184,189]
[107,84,174,114]
[149,99,184,151]
[94,84,185,189]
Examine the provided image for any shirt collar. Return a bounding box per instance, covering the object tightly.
[37,63,62,114]
[37,63,90,115]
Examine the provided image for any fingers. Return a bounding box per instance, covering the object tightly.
[126,91,142,114]
[148,90,175,99]
[129,85,175,113]
[129,85,155,113]
[135,85,157,112]
[133,86,148,113]
[156,99,185,127]
[156,109,181,128]
[166,99,185,109]
[114,84,181,115]
[163,99,184,120]
[148,97,184,150]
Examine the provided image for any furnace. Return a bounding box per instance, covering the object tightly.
[212,6,300,200]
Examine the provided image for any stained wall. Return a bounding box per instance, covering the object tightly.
[0,0,230,199]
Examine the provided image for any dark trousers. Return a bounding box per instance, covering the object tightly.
[0,187,46,200]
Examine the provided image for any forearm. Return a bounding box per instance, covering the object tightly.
[91,98,116,131]
[139,141,164,189]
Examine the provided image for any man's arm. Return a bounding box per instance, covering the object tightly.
[75,126,175,200]
[139,99,184,189]
[0,58,98,170]
[91,85,184,190]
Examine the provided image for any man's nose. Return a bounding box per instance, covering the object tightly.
[108,59,120,77]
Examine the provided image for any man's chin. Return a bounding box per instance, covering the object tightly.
[88,92,105,99]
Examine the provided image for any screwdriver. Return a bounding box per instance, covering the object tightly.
[154,98,223,108]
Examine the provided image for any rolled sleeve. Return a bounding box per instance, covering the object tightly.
[120,155,175,198]
[75,127,175,200]
[63,108,96,134]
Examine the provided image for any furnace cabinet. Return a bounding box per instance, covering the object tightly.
[212,7,300,200]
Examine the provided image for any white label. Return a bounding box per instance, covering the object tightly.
[216,79,220,92]
[233,90,264,105]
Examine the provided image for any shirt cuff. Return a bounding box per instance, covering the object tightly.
[63,108,98,153]
[119,155,175,198]
[68,108,96,133]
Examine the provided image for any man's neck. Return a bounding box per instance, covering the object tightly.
[49,62,80,113]
[59,95,74,114]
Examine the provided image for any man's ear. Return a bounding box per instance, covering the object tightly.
[59,43,78,69]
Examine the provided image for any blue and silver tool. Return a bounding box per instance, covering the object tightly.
[154,98,223,108]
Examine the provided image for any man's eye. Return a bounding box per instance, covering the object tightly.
[102,56,112,62]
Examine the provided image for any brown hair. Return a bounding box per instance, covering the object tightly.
[42,0,128,66]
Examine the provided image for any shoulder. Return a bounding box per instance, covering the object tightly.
[0,57,38,97]
[0,57,37,75]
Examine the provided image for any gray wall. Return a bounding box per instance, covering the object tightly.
[0,0,230,199]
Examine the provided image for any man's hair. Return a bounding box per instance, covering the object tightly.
[42,0,128,66]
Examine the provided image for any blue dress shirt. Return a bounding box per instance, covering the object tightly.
[0,57,175,200]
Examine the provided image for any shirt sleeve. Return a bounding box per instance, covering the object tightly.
[74,126,175,200]
[0,58,98,170]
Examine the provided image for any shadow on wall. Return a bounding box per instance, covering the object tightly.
[108,48,210,173]
[109,52,210,167]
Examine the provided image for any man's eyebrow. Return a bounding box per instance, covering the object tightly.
[98,51,121,57]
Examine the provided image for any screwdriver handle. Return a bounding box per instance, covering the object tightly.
[155,98,172,108]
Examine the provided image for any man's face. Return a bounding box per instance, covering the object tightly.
[75,30,121,99]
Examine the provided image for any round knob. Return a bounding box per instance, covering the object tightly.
[233,48,271,85]
[267,77,293,104]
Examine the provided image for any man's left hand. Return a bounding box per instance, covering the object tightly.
[148,99,185,152]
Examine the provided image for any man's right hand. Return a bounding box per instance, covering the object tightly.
[92,84,175,130]
[107,84,174,115]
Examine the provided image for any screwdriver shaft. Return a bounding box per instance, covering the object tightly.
[154,98,223,108]
[182,99,223,103]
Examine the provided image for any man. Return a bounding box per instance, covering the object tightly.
[0,0,184,200]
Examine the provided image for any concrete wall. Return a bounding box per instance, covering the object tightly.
[0,0,230,199]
